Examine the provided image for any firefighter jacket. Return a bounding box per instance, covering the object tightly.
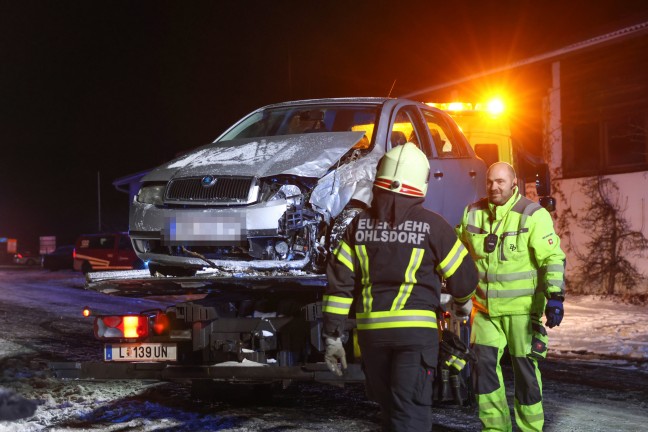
[456,188,566,317]
[323,193,477,343]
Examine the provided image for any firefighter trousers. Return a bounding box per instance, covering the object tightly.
[471,312,544,432]
[361,344,437,432]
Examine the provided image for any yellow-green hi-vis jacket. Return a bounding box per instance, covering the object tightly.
[456,189,566,317]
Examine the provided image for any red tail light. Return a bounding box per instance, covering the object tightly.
[73,248,76,259]
[152,312,170,335]
[94,315,149,340]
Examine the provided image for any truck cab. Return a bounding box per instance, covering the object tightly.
[428,100,555,211]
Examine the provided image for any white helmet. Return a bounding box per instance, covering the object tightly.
[374,143,430,197]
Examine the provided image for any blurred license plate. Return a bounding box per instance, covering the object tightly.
[164,214,246,245]
[104,343,177,362]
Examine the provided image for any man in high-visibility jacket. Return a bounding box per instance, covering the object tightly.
[322,143,478,432]
[456,162,566,432]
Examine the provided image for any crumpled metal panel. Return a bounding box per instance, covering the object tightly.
[142,132,367,182]
[310,146,384,221]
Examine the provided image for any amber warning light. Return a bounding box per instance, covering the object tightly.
[426,97,507,117]
[94,315,149,339]
[82,306,91,318]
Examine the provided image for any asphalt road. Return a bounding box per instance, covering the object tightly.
[0,268,647,431]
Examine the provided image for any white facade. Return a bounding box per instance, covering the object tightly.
[544,60,648,293]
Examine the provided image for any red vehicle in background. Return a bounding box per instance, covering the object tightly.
[73,232,142,274]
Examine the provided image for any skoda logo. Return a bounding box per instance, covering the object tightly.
[201,175,217,188]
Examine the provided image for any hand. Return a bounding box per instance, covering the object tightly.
[324,337,347,376]
[452,299,473,318]
[545,298,564,328]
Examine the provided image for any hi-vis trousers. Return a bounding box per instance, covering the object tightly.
[471,312,544,432]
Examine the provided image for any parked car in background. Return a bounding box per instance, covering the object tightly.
[13,251,40,266]
[73,232,142,274]
[129,97,487,277]
[41,245,75,271]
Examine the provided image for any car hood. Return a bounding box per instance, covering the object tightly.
[142,131,367,181]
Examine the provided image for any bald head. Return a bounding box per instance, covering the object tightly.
[487,162,517,205]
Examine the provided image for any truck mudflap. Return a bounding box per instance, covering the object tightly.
[49,361,365,384]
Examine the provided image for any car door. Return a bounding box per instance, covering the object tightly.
[419,107,486,227]
[386,104,486,227]
[385,104,447,219]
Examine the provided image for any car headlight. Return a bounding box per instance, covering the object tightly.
[136,184,166,205]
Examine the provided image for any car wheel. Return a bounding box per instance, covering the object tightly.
[26,259,37,266]
[148,263,197,277]
[81,261,92,274]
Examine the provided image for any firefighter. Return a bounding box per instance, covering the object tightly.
[456,162,566,432]
[322,143,478,432]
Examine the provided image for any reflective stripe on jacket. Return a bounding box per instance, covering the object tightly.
[457,189,566,317]
[323,204,477,340]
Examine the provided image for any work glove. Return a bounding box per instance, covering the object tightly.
[452,298,473,318]
[545,298,564,328]
[324,337,347,376]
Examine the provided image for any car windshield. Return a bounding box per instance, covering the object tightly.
[218,104,380,148]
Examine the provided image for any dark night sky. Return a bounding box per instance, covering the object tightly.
[2,1,648,251]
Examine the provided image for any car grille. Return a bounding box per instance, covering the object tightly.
[165,176,255,203]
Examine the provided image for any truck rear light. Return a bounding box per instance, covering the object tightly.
[94,315,149,340]
[152,312,170,335]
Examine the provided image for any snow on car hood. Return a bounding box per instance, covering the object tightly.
[142,131,367,181]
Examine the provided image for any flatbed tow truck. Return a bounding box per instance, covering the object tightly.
[50,269,470,405]
[50,269,367,388]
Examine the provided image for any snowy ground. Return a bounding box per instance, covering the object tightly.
[0,268,647,431]
[548,294,648,369]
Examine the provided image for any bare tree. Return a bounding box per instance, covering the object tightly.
[570,176,648,295]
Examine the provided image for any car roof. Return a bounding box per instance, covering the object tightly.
[256,97,423,110]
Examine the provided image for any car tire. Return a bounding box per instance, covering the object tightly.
[81,261,92,274]
[26,259,37,266]
[148,263,197,277]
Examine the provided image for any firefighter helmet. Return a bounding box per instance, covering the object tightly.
[374,142,430,197]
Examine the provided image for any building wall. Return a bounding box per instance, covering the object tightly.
[553,174,648,293]
[546,56,648,294]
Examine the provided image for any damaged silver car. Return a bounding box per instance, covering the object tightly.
[129,98,486,276]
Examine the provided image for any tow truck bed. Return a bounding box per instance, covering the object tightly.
[85,269,328,296]
[52,269,358,384]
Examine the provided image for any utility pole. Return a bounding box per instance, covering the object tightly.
[97,171,102,232]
